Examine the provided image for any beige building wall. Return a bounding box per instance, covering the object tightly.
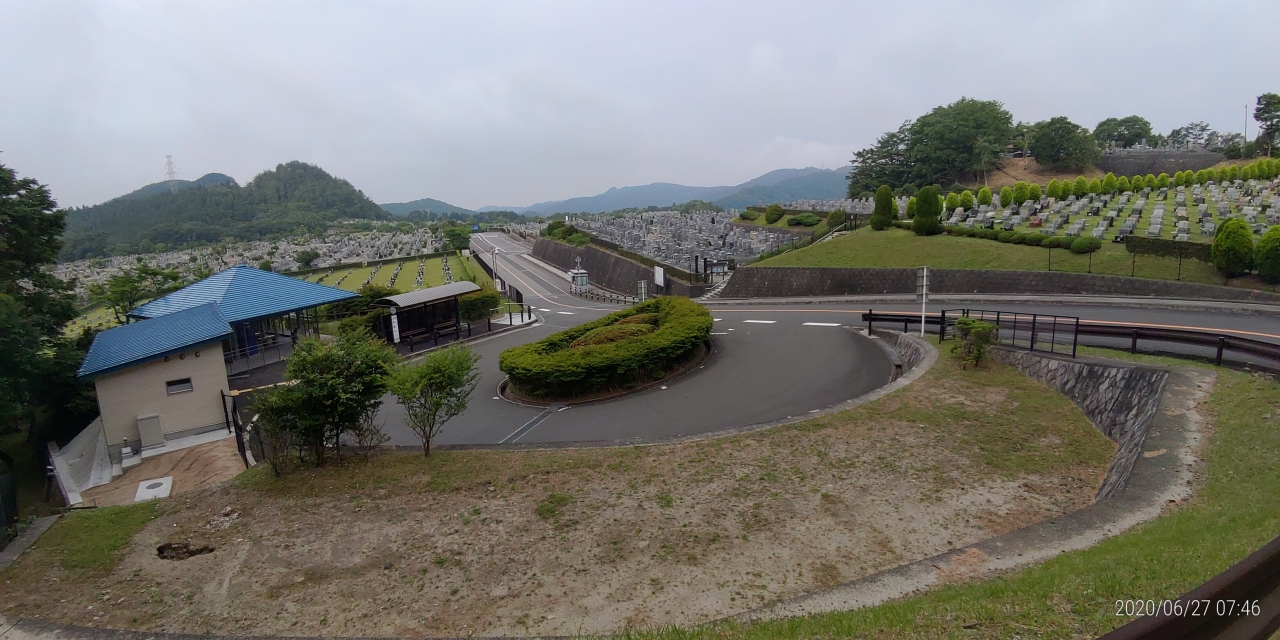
[93,344,230,448]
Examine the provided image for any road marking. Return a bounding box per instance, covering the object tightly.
[711,332,729,335]
[556,311,575,315]
[743,320,776,324]
[803,322,841,327]
[500,404,564,444]
[713,318,722,321]
[538,308,551,311]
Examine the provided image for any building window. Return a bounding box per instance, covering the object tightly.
[166,378,193,395]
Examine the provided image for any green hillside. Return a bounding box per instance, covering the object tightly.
[62,162,389,260]
[714,169,847,209]
[379,197,474,216]
[118,173,237,200]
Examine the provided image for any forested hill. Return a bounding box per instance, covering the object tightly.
[61,161,389,260]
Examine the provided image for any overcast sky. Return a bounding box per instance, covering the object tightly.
[3,1,1278,210]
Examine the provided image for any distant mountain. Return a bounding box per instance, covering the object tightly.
[486,167,846,215]
[379,197,474,216]
[120,173,238,200]
[62,161,389,260]
[712,169,848,209]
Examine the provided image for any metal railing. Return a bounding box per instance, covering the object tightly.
[224,340,292,375]
[940,309,1081,357]
[572,287,640,305]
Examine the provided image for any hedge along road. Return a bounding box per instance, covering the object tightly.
[373,234,896,447]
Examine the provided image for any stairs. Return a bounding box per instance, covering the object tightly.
[699,273,733,300]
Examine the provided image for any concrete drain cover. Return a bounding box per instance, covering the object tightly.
[156,542,215,561]
[134,476,173,502]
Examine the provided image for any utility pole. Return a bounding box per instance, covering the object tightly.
[916,266,929,338]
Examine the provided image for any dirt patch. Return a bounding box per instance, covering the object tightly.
[79,438,245,507]
[156,542,215,561]
[0,353,1115,637]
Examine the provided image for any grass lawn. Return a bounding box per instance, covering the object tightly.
[760,227,1242,287]
[736,213,829,237]
[0,348,1114,636]
[632,364,1280,639]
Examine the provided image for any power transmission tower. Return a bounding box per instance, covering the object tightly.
[165,155,178,181]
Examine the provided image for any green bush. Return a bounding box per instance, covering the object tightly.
[1012,181,1030,205]
[458,287,501,322]
[999,186,1013,207]
[1011,233,1027,244]
[1045,179,1061,200]
[998,231,1016,243]
[1069,237,1103,254]
[764,204,785,224]
[1028,183,1042,201]
[1123,236,1212,262]
[616,313,659,325]
[1256,227,1280,284]
[827,209,846,227]
[788,213,822,226]
[499,297,711,398]
[893,220,913,230]
[977,186,993,206]
[959,190,975,210]
[738,210,760,221]
[870,185,895,230]
[906,196,917,219]
[1024,233,1046,246]
[980,228,1000,240]
[1041,236,1058,248]
[944,192,960,212]
[912,186,942,236]
[569,323,654,348]
[1074,176,1089,195]
[1213,218,1256,277]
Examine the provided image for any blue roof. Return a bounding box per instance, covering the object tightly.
[129,265,358,323]
[78,303,232,379]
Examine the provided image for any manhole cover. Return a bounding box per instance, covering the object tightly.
[156,542,215,560]
[145,482,164,490]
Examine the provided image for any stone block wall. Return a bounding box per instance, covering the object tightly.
[531,239,709,298]
[719,266,1280,304]
[870,329,927,372]
[989,348,1168,500]
[1098,150,1225,176]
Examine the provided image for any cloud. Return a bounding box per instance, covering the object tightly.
[1,0,1278,209]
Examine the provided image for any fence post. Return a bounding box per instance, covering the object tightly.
[867,308,873,331]
[1216,336,1226,366]
[903,318,909,333]
[1030,314,1038,352]
[939,309,947,341]
[1131,329,1139,354]
[1072,318,1079,358]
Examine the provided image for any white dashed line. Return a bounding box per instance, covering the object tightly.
[713,318,722,322]
[742,320,776,324]
[538,308,551,312]
[803,322,841,327]
[556,311,575,315]
[711,332,729,335]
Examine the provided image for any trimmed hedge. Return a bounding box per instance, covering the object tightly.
[617,313,658,325]
[458,287,501,322]
[1069,237,1103,254]
[1123,235,1212,262]
[570,323,654,348]
[499,297,712,398]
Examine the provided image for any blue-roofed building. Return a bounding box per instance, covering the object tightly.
[128,265,358,373]
[69,304,237,487]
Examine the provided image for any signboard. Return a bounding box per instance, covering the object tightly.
[390,308,401,344]
[654,265,665,288]
[495,277,504,292]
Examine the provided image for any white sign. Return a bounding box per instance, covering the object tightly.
[654,265,665,288]
[495,277,504,292]
[390,308,401,344]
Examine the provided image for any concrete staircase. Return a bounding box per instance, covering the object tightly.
[699,273,733,300]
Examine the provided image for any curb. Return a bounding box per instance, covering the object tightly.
[703,293,1280,315]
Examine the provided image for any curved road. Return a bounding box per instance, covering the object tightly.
[377,232,1280,448]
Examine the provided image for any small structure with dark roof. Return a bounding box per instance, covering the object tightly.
[372,281,480,349]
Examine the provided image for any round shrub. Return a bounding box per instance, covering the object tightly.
[1024,233,1046,246]
[1069,237,1103,254]
[788,212,822,226]
[569,323,654,348]
[979,228,999,240]
[1213,218,1256,277]
[500,297,712,398]
[1040,236,1058,248]
[738,210,760,221]
[1256,227,1280,284]
[998,231,1015,243]
[764,204,785,224]
[1011,233,1027,244]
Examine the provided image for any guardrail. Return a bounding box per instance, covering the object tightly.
[862,309,1280,373]
[572,287,640,305]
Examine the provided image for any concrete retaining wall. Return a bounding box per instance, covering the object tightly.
[1098,150,1225,176]
[719,266,1280,304]
[989,348,1168,500]
[532,239,709,298]
[870,328,927,372]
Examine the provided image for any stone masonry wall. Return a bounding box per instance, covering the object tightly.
[870,328,927,372]
[1098,150,1225,176]
[719,266,1280,304]
[532,239,709,298]
[989,348,1168,500]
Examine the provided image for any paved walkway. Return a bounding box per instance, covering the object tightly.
[0,516,58,572]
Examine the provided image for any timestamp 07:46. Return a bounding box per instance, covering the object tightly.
[1115,599,1262,618]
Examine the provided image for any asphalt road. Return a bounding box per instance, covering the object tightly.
[376,234,894,447]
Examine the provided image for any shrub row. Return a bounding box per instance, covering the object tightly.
[458,287,501,322]
[499,297,712,398]
[1122,235,1213,262]
[943,226,1102,253]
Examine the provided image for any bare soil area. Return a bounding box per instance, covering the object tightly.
[80,438,246,507]
[0,350,1115,637]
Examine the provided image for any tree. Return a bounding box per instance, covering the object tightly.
[1117,175,1131,192]
[1060,178,1075,198]
[959,189,975,210]
[443,225,471,251]
[295,249,320,268]
[1029,116,1101,171]
[1155,173,1170,189]
[258,260,273,272]
[1093,116,1154,148]
[386,345,481,456]
[764,204,785,224]
[1029,183,1042,201]
[944,191,960,213]
[912,186,942,236]
[1087,178,1101,194]
[1046,179,1061,200]
[870,185,895,230]
[905,196,917,219]
[282,331,398,465]
[999,186,1013,208]
[1256,227,1280,284]
[87,264,187,324]
[906,98,1014,186]
[1074,176,1089,196]
[1168,122,1213,148]
[1012,181,1031,206]
[847,122,914,195]
[1102,172,1118,194]
[951,317,997,369]
[1212,218,1256,278]
[977,186,992,206]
